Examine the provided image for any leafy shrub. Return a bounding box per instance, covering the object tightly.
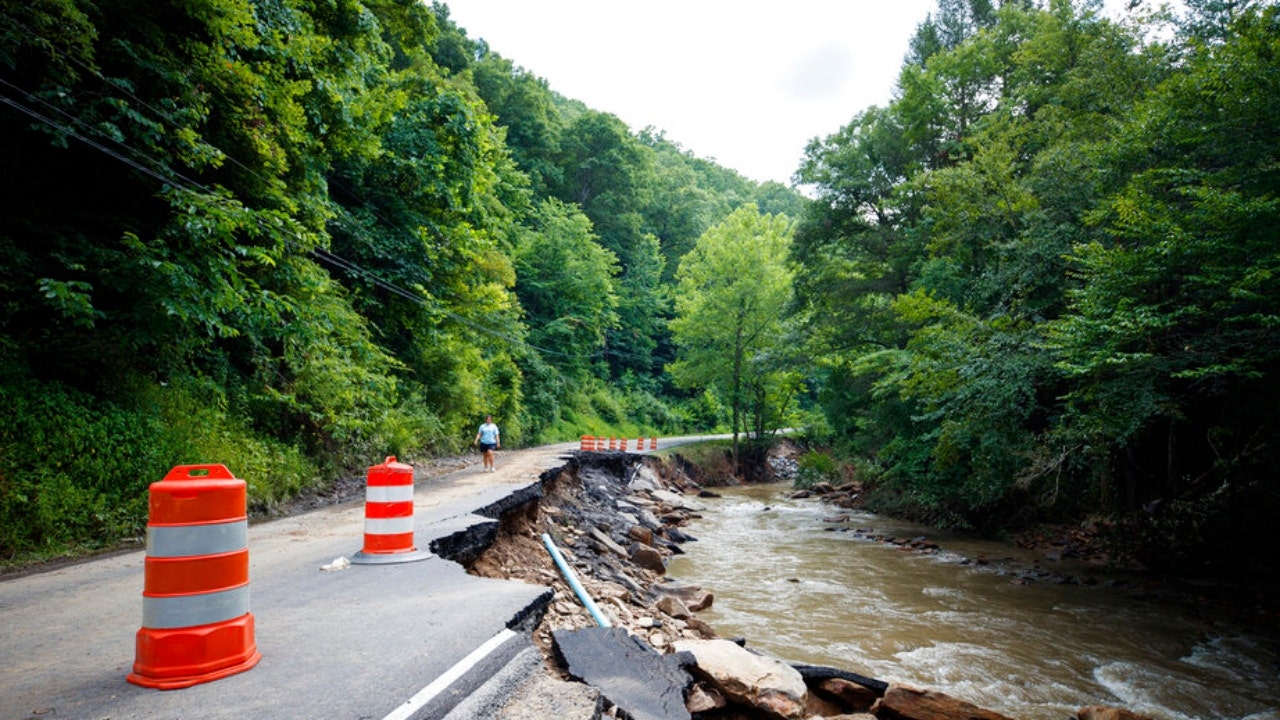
[589,387,624,424]
[794,451,839,489]
[0,377,169,560]
[672,389,724,432]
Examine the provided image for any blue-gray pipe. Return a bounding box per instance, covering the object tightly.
[541,532,612,628]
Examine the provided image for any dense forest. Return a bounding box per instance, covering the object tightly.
[794,0,1279,576]
[1,0,1277,581]
[0,0,803,561]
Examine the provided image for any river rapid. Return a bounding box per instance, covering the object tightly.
[666,483,1280,720]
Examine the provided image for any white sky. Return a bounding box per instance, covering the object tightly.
[442,1,1145,187]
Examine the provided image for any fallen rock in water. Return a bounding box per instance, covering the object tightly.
[656,594,692,619]
[467,453,1154,720]
[553,626,693,720]
[673,638,808,720]
[873,684,1016,720]
[655,582,714,612]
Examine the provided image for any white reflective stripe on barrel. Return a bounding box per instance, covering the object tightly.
[365,485,415,503]
[147,520,248,558]
[142,585,251,629]
[364,516,415,535]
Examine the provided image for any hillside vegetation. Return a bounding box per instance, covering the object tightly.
[2,0,1278,583]
[792,0,1280,576]
[0,0,801,563]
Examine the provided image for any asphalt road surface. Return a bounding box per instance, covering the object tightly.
[0,440,586,720]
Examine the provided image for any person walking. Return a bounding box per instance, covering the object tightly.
[474,415,501,473]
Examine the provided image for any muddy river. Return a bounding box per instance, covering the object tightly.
[666,483,1280,720]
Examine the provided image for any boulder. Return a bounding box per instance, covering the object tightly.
[684,616,717,637]
[804,687,848,718]
[631,543,667,573]
[816,677,880,713]
[656,594,693,619]
[685,590,713,612]
[627,464,662,492]
[651,488,687,508]
[664,526,698,543]
[628,525,655,546]
[638,507,664,530]
[589,527,628,558]
[672,638,807,720]
[873,684,1015,720]
[655,582,714,612]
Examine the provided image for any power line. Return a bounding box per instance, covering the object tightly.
[0,60,653,364]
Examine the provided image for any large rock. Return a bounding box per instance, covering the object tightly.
[631,543,666,573]
[652,488,689,509]
[589,527,628,557]
[627,463,662,492]
[655,582,714,612]
[672,638,807,720]
[628,525,655,546]
[656,594,692,619]
[816,677,880,713]
[874,684,1015,720]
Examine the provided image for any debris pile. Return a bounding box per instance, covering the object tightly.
[467,451,1151,720]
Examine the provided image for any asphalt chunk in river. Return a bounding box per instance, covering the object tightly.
[553,626,693,720]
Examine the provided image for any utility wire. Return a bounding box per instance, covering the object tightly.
[1,9,662,365]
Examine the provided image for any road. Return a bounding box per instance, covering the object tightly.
[0,440,587,720]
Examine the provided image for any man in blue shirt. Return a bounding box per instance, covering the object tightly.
[474,415,501,473]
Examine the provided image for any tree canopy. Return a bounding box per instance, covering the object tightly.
[3,0,1276,583]
[669,205,795,469]
[0,0,800,561]
[793,0,1280,572]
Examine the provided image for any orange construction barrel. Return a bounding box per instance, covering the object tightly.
[128,464,261,690]
[580,435,593,451]
[351,456,430,564]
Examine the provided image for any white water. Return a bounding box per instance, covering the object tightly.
[666,483,1280,720]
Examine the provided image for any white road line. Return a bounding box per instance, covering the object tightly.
[380,628,517,720]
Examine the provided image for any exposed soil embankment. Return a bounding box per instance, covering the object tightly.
[464,450,1148,720]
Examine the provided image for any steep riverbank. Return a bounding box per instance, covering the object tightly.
[464,450,1162,720]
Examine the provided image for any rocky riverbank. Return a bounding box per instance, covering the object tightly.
[464,450,1152,720]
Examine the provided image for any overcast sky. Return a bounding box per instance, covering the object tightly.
[442,1,1145,186]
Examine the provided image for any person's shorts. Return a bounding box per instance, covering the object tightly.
[479,442,497,452]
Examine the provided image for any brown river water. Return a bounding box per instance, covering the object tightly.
[666,483,1280,720]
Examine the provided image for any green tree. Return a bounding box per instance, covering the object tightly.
[513,199,619,378]
[669,205,794,470]
[1048,5,1280,564]
[793,0,1171,531]
[552,110,666,377]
